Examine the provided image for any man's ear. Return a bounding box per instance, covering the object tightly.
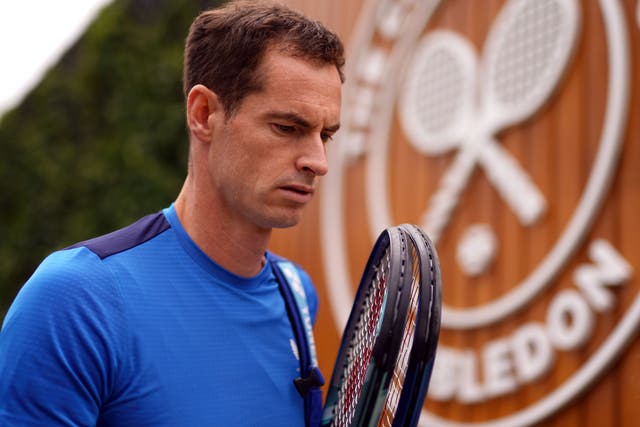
[186,84,223,143]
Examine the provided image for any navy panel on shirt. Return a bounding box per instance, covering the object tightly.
[67,212,171,260]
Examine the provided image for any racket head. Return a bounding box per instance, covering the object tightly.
[482,0,580,128]
[393,224,442,427]
[399,29,477,155]
[322,226,414,427]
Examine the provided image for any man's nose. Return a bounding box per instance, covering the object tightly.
[297,135,329,176]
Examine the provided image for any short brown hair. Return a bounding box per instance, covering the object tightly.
[183,1,345,116]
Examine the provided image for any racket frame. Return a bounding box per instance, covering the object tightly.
[393,224,442,427]
[322,227,414,427]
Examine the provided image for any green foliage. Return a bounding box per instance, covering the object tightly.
[0,0,222,316]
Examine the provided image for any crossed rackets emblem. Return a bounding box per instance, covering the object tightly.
[400,0,579,248]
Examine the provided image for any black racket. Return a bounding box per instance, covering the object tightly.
[370,224,442,427]
[321,225,442,427]
[392,224,442,427]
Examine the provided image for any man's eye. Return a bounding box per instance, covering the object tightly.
[321,133,334,143]
[273,124,296,134]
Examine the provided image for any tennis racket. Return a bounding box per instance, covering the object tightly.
[322,225,442,427]
[392,224,442,427]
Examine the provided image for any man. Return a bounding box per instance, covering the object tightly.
[0,1,344,426]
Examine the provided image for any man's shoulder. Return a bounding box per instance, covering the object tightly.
[15,245,121,316]
[10,210,172,314]
[66,210,171,260]
[3,244,125,338]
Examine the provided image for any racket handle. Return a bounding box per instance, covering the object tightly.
[422,148,477,242]
[479,140,546,225]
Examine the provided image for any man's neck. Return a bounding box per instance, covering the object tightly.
[173,181,271,278]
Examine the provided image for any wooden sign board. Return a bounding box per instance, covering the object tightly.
[271,0,640,425]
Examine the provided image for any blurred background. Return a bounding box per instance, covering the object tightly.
[0,0,219,318]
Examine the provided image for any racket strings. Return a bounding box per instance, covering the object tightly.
[377,246,421,427]
[333,249,392,426]
[493,0,563,105]
[414,48,465,134]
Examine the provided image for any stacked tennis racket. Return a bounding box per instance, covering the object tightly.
[322,224,442,427]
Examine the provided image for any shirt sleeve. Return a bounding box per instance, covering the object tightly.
[0,248,128,427]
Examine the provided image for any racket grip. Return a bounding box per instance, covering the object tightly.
[479,140,546,225]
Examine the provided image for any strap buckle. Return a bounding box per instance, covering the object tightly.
[294,366,325,397]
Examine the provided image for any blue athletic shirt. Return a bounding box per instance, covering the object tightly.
[0,204,318,426]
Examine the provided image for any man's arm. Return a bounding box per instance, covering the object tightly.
[0,248,127,426]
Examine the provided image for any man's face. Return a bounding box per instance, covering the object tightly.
[207,49,342,230]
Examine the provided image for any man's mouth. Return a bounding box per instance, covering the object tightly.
[280,184,314,203]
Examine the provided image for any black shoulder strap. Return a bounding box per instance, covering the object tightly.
[269,254,325,427]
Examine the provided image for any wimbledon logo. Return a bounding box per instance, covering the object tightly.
[320,0,636,426]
